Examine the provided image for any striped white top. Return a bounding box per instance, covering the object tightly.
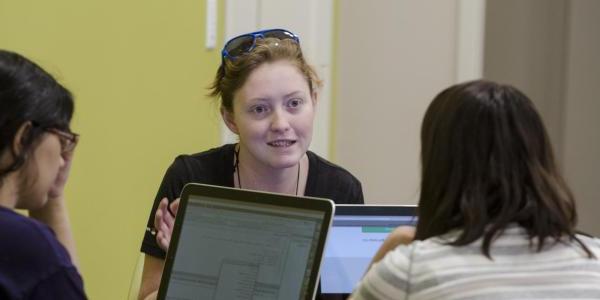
[351,226,600,300]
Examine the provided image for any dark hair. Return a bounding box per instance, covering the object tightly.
[0,49,74,184]
[209,37,322,113]
[416,80,593,258]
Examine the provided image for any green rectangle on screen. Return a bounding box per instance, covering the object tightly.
[362,226,393,233]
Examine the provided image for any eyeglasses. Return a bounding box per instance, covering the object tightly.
[221,29,300,62]
[46,128,79,153]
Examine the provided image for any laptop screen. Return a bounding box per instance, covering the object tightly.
[320,205,417,297]
[159,184,334,300]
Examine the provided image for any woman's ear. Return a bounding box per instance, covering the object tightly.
[12,122,33,157]
[311,91,318,108]
[221,108,239,135]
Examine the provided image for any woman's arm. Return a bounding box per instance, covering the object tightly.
[138,255,165,300]
[29,150,78,266]
[367,226,415,271]
[29,195,78,266]
[138,198,179,299]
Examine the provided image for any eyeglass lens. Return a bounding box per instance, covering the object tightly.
[49,129,78,153]
[60,138,74,152]
[225,35,255,57]
[262,30,295,40]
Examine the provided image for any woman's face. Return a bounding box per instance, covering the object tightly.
[224,60,316,171]
[17,132,64,209]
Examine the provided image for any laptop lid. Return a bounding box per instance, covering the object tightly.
[320,204,417,299]
[157,183,335,300]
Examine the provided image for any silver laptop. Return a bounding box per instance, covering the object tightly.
[320,204,417,299]
[157,183,335,300]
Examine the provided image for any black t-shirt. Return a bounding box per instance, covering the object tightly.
[141,143,364,258]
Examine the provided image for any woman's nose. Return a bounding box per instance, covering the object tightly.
[270,110,291,132]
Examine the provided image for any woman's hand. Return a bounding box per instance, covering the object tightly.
[154,198,180,251]
[48,149,74,200]
[142,290,158,300]
[29,149,78,266]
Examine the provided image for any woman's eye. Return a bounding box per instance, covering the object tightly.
[251,105,268,114]
[288,98,303,108]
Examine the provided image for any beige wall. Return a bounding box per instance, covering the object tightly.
[484,0,600,236]
[335,0,459,204]
[563,0,600,236]
[483,0,568,158]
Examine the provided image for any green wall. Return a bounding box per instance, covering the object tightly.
[0,1,223,298]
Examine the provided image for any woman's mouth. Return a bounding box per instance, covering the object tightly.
[267,140,296,147]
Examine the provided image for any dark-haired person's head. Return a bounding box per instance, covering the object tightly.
[0,49,77,209]
[416,79,592,257]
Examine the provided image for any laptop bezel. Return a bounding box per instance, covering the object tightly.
[157,183,336,300]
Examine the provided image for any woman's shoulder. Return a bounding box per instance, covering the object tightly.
[382,234,465,269]
[306,151,364,204]
[165,144,235,181]
[575,233,600,254]
[0,208,52,244]
[176,143,235,165]
[306,151,360,183]
[0,208,73,269]
[390,238,444,258]
[0,209,83,299]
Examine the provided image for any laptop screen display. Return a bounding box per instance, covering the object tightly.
[320,208,416,295]
[164,195,326,300]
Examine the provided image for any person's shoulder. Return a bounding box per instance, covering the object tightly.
[307,151,360,183]
[391,239,437,257]
[306,151,364,204]
[175,144,234,166]
[576,233,600,254]
[373,239,453,282]
[0,208,79,299]
[166,144,234,179]
[0,208,72,265]
[0,208,51,245]
[576,232,600,242]
[0,210,73,284]
[398,234,463,267]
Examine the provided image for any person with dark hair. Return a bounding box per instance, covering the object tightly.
[351,80,600,299]
[138,29,364,300]
[0,50,86,299]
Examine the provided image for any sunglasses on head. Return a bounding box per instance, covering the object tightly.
[221,29,300,62]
